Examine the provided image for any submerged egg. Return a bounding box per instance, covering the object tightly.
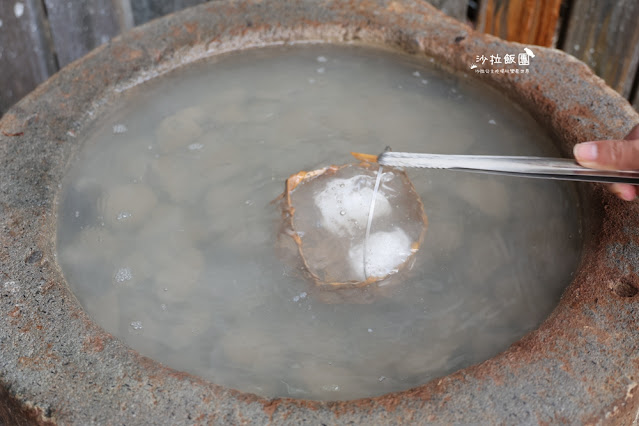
[155,107,205,153]
[99,183,157,228]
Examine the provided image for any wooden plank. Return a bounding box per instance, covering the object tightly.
[478,0,563,47]
[43,0,133,68]
[562,0,639,99]
[129,0,469,27]
[427,0,468,22]
[130,0,208,26]
[130,0,468,26]
[0,0,57,116]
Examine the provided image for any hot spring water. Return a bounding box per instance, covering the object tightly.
[57,45,582,400]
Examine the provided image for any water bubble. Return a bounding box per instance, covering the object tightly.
[317,56,327,63]
[160,304,167,311]
[116,211,132,221]
[316,67,325,74]
[367,328,373,333]
[293,295,300,302]
[488,119,497,125]
[340,210,346,216]
[339,183,345,188]
[114,267,132,283]
[300,292,307,299]
[321,384,340,392]
[112,124,127,134]
[412,71,421,77]
[74,210,80,218]
[378,376,386,382]
[188,143,204,151]
[245,200,254,206]
[308,78,316,84]
[421,79,429,85]
[129,320,143,331]
[0,19,3,28]
[14,2,24,18]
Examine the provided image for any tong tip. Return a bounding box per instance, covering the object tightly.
[350,152,379,163]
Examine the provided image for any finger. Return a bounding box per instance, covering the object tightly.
[609,183,637,201]
[625,124,639,141]
[573,139,639,170]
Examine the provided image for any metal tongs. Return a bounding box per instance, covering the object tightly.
[370,152,639,185]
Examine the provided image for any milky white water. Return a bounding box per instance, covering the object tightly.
[57,45,582,400]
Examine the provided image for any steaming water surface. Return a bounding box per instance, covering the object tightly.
[57,45,582,400]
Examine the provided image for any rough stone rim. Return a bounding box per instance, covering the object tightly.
[1,0,639,424]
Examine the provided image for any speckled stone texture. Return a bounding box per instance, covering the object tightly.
[1,0,639,424]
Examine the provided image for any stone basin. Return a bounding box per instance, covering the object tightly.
[1,0,639,424]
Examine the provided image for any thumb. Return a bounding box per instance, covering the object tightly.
[573,138,639,171]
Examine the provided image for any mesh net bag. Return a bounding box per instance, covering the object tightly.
[277,161,427,303]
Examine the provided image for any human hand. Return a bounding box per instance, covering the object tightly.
[573,124,639,201]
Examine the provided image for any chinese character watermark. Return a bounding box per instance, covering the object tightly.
[470,47,535,75]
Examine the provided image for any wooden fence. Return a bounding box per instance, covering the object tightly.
[2,0,639,116]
